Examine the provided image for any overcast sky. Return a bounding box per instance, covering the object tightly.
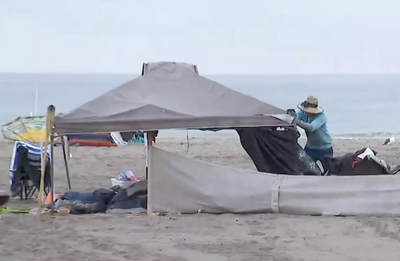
[1,0,399,74]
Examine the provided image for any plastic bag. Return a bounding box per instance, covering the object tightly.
[298,147,322,176]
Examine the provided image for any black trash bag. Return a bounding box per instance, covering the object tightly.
[109,180,148,210]
[109,195,147,210]
[298,147,322,176]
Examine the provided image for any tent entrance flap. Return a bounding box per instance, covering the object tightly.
[237,126,301,175]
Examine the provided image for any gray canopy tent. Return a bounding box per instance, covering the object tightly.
[54,62,290,134]
[48,62,295,211]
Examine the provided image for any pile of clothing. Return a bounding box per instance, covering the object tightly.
[47,180,148,214]
[321,147,400,176]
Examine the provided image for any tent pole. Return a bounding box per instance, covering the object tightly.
[146,131,154,214]
[145,132,153,180]
[61,136,72,190]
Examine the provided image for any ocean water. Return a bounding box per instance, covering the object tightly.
[1,73,399,139]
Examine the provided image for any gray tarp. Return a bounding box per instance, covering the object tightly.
[148,146,400,216]
[54,62,290,134]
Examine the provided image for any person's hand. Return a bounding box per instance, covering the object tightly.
[294,119,301,125]
[286,109,297,117]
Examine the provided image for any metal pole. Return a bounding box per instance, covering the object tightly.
[145,132,149,179]
[61,136,72,190]
[146,132,153,215]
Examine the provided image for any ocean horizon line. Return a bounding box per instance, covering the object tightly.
[2,72,400,77]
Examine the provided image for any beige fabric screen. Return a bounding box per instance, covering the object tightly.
[148,146,400,216]
[147,146,277,214]
[278,175,400,216]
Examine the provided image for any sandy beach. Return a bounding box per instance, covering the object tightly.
[1,136,400,261]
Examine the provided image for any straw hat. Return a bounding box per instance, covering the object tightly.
[297,96,324,114]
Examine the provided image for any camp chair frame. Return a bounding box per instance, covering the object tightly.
[12,146,52,201]
[21,179,35,200]
[19,178,49,200]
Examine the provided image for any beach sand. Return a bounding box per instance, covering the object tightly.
[1,137,400,261]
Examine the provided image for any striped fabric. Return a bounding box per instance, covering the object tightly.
[1,116,47,143]
[9,141,51,186]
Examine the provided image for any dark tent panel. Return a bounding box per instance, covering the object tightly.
[237,127,302,174]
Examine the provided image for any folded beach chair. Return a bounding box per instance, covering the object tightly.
[9,141,51,200]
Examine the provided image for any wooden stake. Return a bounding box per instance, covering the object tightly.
[38,105,55,215]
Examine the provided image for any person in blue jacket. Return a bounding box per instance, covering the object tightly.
[295,96,333,162]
